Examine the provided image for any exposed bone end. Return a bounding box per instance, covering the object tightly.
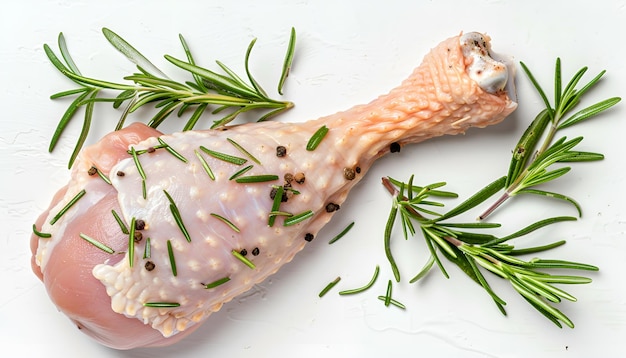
[460,32,515,99]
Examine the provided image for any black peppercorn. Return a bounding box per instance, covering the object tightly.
[276,146,287,157]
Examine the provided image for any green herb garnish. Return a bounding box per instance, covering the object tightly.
[32,224,52,238]
[211,213,241,233]
[111,209,129,234]
[79,233,114,254]
[306,125,329,151]
[49,189,86,225]
[163,190,191,242]
[44,28,296,167]
[232,250,255,269]
[479,59,620,220]
[157,138,188,163]
[339,265,379,295]
[199,146,247,166]
[328,222,355,244]
[283,210,314,226]
[167,239,177,276]
[194,149,215,180]
[143,302,181,308]
[319,277,341,297]
[227,138,261,164]
[234,174,279,183]
[229,165,254,180]
[204,277,231,289]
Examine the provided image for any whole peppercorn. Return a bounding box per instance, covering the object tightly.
[304,233,314,242]
[145,261,156,271]
[343,167,356,180]
[276,145,287,157]
[294,172,305,184]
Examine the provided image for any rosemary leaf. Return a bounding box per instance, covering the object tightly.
[204,277,231,289]
[167,239,177,276]
[128,217,136,267]
[111,209,129,234]
[79,233,115,254]
[50,189,86,225]
[339,265,379,295]
[268,185,285,227]
[229,165,254,180]
[319,277,341,297]
[32,224,52,238]
[143,302,180,308]
[158,138,188,163]
[232,250,255,269]
[306,125,329,151]
[163,190,192,242]
[328,221,355,244]
[194,149,215,180]
[235,174,279,184]
[200,146,247,165]
[278,27,296,95]
[227,138,261,164]
[211,213,241,233]
[283,210,314,226]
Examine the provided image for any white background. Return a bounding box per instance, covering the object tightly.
[2,1,625,357]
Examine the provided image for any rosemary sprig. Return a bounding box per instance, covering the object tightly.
[382,175,598,328]
[44,28,296,167]
[479,59,620,220]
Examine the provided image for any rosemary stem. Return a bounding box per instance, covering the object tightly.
[478,192,511,220]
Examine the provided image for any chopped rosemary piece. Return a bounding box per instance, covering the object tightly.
[167,239,177,276]
[199,146,247,165]
[32,224,52,238]
[211,213,240,233]
[163,190,192,242]
[95,167,112,184]
[234,174,279,183]
[79,233,114,254]
[278,27,296,95]
[204,277,231,289]
[232,249,255,269]
[194,149,215,180]
[339,265,380,295]
[143,237,151,259]
[383,280,393,307]
[283,210,314,226]
[306,125,329,151]
[328,221,355,244]
[111,209,129,234]
[268,185,285,227]
[130,147,146,180]
[50,189,86,225]
[131,147,147,199]
[376,296,406,309]
[319,277,341,297]
[227,138,261,164]
[158,138,188,163]
[143,302,181,308]
[229,165,254,180]
[128,217,136,267]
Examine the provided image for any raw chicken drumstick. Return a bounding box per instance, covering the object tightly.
[31,32,517,349]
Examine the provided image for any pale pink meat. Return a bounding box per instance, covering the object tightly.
[31,33,517,349]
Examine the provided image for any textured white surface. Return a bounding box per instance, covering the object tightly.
[2,1,625,357]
